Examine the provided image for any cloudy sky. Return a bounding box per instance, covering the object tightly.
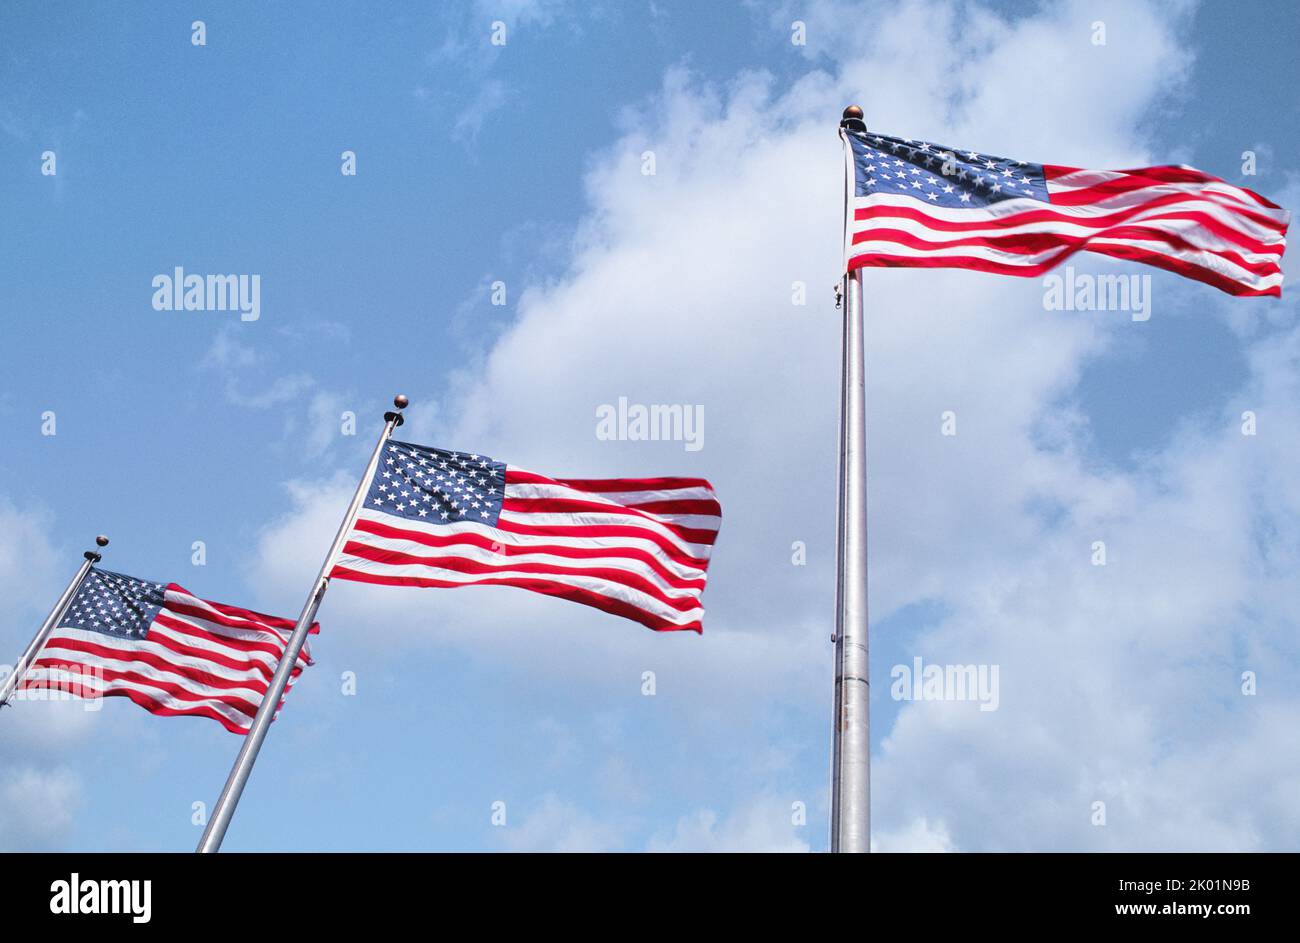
[0,0,1296,851]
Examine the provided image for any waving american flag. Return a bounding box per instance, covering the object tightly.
[330,441,722,633]
[19,568,316,734]
[843,128,1289,297]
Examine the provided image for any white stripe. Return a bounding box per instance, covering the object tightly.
[22,666,256,730]
[506,481,718,506]
[357,504,716,563]
[850,233,1283,288]
[1060,184,1290,225]
[40,629,272,704]
[1046,167,1277,210]
[504,482,721,532]
[498,510,715,559]
[81,622,280,689]
[1084,238,1284,289]
[849,237,1064,266]
[854,201,1285,261]
[146,620,283,675]
[344,530,706,600]
[164,589,312,662]
[155,608,310,670]
[333,552,703,626]
[351,508,708,579]
[854,190,1289,233]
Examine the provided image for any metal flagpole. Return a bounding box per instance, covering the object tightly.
[196,394,408,853]
[831,104,870,853]
[0,535,108,710]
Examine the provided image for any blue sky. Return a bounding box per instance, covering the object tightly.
[1,0,1297,851]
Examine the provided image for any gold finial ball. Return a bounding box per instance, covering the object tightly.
[95,535,109,547]
[842,105,864,121]
[393,394,409,409]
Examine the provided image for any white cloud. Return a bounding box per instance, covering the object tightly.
[873,816,957,852]
[649,797,811,852]
[251,0,1299,850]
[0,766,81,850]
[498,792,626,851]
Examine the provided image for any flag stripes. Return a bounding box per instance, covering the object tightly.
[845,129,1289,297]
[21,582,316,734]
[331,458,721,633]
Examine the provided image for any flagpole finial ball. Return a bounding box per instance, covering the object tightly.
[95,535,109,547]
[843,105,864,121]
[394,394,409,409]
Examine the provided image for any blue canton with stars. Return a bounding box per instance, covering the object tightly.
[59,568,166,639]
[847,130,1049,207]
[368,440,507,526]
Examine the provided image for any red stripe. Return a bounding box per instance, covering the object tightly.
[1045,163,1222,185]
[330,565,703,633]
[20,678,255,735]
[847,246,1280,297]
[1045,163,1284,209]
[152,612,291,670]
[163,587,319,662]
[200,598,297,631]
[503,497,719,545]
[1051,177,1264,210]
[857,193,1288,241]
[496,517,712,567]
[622,497,723,516]
[349,516,705,589]
[37,634,292,697]
[853,224,1282,276]
[30,655,264,718]
[339,541,705,612]
[1087,224,1279,276]
[148,615,306,681]
[507,469,714,493]
[1083,241,1282,297]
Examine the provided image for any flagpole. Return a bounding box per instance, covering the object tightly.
[0,535,108,710]
[196,394,408,854]
[831,104,870,853]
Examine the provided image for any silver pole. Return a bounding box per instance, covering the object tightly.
[831,105,870,853]
[196,395,408,853]
[0,535,108,710]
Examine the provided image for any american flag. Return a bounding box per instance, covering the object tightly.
[844,128,1290,297]
[330,441,722,633]
[19,568,316,734]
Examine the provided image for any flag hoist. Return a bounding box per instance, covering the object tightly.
[0,535,109,710]
[832,104,871,854]
[196,394,409,853]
